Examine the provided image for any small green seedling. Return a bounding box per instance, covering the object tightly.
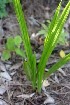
[2,35,25,60]
[3,0,70,92]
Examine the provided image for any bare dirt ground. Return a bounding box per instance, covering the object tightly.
[0,0,70,105]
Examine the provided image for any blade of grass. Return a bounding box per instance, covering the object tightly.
[47,1,62,37]
[13,0,36,88]
[45,53,70,78]
[13,0,32,60]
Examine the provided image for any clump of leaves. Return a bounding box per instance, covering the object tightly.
[3,0,70,92]
[2,35,25,60]
[0,0,12,18]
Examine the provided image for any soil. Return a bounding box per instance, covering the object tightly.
[0,0,70,105]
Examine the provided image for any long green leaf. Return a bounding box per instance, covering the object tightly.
[13,0,36,87]
[13,0,32,60]
[47,1,61,36]
[45,53,70,78]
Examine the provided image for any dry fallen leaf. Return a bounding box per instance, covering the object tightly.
[9,62,22,71]
[0,85,7,95]
[58,68,66,76]
[10,71,16,76]
[17,93,35,99]
[42,85,55,105]
[59,50,65,58]
[42,79,50,87]
[0,71,12,81]
[44,95,55,104]
[0,99,8,105]
[0,62,6,72]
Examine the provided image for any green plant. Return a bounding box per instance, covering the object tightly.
[0,0,12,18]
[3,0,70,92]
[2,35,25,60]
[38,22,69,45]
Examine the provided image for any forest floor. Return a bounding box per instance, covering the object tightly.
[0,0,70,105]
